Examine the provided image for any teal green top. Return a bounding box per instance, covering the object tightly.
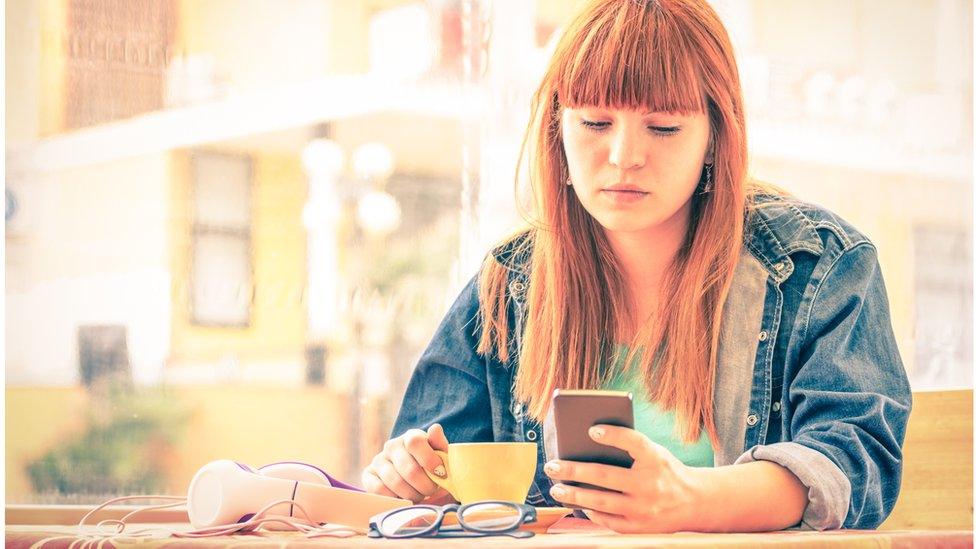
[603,345,714,468]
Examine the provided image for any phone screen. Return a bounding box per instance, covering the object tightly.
[552,389,635,492]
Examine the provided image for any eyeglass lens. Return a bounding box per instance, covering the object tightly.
[379,507,440,537]
[378,502,526,537]
[459,502,524,532]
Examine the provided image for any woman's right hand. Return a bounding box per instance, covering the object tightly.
[362,423,454,503]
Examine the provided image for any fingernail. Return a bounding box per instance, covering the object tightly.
[550,485,566,498]
[590,426,605,439]
[544,461,561,474]
[434,465,446,478]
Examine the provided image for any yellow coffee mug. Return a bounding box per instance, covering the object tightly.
[425,442,537,504]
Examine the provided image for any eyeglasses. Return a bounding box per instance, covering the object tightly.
[368,501,537,539]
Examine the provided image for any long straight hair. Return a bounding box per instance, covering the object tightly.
[477,0,750,444]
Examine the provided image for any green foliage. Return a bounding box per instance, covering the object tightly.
[27,381,189,496]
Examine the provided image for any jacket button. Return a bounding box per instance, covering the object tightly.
[511,281,526,293]
[526,429,537,441]
[774,262,786,272]
[746,414,759,427]
[772,401,782,412]
[758,331,768,341]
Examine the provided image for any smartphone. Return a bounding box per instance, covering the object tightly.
[551,389,635,494]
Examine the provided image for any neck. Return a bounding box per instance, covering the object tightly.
[603,203,692,341]
[604,203,692,294]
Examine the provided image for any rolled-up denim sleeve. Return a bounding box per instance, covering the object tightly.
[390,274,494,444]
[734,441,852,529]
[738,242,912,530]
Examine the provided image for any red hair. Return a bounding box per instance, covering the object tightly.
[478,0,751,444]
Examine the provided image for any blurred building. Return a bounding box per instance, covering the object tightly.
[6,0,473,500]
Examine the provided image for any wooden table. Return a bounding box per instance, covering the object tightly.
[6,521,973,548]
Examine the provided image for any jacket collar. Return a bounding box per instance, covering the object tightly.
[744,194,824,283]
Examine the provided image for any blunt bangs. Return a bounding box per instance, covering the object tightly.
[554,0,707,115]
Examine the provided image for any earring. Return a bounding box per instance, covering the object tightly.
[697,164,714,194]
[566,177,572,186]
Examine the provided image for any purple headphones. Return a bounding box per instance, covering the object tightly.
[186,459,407,530]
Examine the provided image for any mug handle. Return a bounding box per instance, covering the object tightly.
[425,450,456,497]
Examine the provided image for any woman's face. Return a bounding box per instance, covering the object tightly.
[561,105,713,237]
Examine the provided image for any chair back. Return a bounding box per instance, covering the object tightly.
[880,389,972,530]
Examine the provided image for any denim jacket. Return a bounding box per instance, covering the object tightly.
[391,194,912,530]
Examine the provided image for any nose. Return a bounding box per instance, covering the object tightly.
[608,127,646,171]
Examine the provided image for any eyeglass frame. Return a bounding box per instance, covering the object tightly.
[367,500,538,539]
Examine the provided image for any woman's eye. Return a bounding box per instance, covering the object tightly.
[650,126,681,136]
[579,120,681,136]
[581,119,609,130]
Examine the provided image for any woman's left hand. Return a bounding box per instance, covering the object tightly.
[544,424,706,533]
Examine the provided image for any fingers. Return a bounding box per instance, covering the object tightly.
[426,423,449,452]
[589,424,662,461]
[404,428,447,478]
[389,443,440,495]
[371,456,425,502]
[361,467,399,499]
[549,482,632,516]
[362,427,451,503]
[544,460,631,493]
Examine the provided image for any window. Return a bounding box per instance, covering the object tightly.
[914,226,973,388]
[189,151,253,327]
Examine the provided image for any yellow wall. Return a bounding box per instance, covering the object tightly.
[6,388,90,500]
[168,151,307,366]
[160,386,351,495]
[38,0,66,137]
[174,0,334,87]
[5,0,67,140]
[173,0,419,85]
[6,0,42,142]
[5,387,351,501]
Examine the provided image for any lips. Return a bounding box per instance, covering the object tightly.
[603,184,647,193]
[600,186,649,204]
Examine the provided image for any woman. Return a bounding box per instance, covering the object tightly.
[363,0,911,533]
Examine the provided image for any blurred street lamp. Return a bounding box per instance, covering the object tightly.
[302,138,345,178]
[352,142,400,237]
[356,190,401,236]
[301,138,345,231]
[352,142,395,181]
[302,138,345,342]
